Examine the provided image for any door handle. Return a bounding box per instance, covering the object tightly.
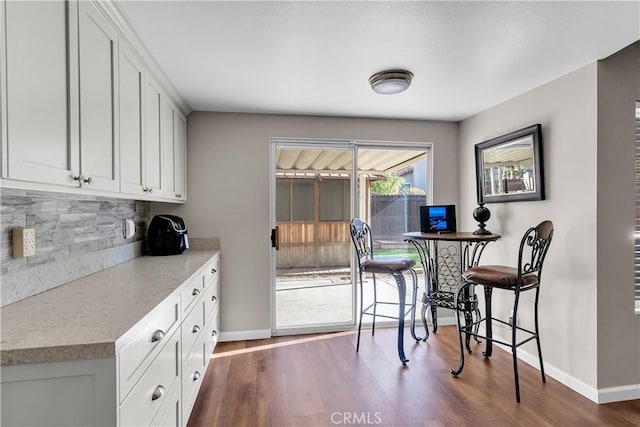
[271,226,280,250]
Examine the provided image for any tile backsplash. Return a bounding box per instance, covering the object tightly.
[1,189,150,306]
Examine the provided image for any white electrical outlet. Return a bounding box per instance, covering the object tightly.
[13,227,36,258]
[123,219,135,239]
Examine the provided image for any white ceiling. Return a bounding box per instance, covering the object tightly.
[117,1,640,122]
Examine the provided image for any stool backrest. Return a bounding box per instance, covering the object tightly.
[350,218,374,268]
[518,220,554,282]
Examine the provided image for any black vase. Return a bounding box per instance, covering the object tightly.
[473,204,492,235]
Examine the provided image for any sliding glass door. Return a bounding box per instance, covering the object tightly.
[271,140,431,335]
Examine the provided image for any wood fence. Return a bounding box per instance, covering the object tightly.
[276,195,424,269]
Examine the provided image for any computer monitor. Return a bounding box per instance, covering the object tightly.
[420,205,457,233]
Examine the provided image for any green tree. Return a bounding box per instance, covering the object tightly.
[371,173,405,195]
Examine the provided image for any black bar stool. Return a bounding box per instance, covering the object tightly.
[350,218,422,364]
[451,220,554,402]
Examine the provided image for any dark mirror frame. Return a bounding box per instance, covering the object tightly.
[475,124,545,204]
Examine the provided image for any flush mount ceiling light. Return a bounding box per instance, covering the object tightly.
[369,69,414,95]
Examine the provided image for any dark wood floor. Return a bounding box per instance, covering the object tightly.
[187,326,640,426]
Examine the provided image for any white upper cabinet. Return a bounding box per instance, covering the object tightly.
[143,75,163,195]
[119,44,164,198]
[162,99,187,202]
[77,1,119,192]
[119,42,145,196]
[0,0,187,202]
[3,0,79,187]
[174,111,187,201]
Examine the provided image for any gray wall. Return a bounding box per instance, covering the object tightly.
[595,41,640,389]
[152,113,459,334]
[459,41,640,393]
[1,189,150,306]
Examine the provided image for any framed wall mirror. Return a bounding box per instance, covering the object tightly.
[475,124,545,203]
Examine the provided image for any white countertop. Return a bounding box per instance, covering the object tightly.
[0,250,219,365]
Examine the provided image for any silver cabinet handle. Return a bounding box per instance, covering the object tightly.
[192,325,200,334]
[192,288,200,296]
[71,175,81,181]
[151,329,165,343]
[151,385,165,401]
[82,176,93,184]
[193,371,201,382]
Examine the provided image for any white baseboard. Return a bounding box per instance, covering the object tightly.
[597,384,640,403]
[478,328,640,404]
[218,329,271,342]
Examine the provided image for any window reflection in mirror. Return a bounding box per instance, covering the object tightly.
[481,135,536,197]
[475,124,544,203]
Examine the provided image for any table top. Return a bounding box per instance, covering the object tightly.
[403,231,501,242]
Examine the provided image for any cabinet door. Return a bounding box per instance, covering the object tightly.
[144,75,163,195]
[174,110,187,201]
[162,98,177,198]
[78,1,119,192]
[4,0,79,186]
[119,43,145,196]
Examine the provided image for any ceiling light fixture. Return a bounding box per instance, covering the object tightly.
[369,69,414,95]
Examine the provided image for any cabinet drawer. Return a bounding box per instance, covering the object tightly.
[120,330,180,427]
[118,294,180,401]
[149,374,181,427]
[181,299,205,358]
[202,255,220,287]
[180,275,203,315]
[205,304,220,358]
[203,274,220,321]
[181,341,206,425]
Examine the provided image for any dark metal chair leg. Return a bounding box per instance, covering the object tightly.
[421,295,431,341]
[450,284,467,376]
[512,292,521,402]
[512,334,521,402]
[371,273,377,336]
[393,273,409,364]
[534,287,546,383]
[356,271,364,352]
[431,294,438,333]
[408,269,423,342]
[482,286,493,358]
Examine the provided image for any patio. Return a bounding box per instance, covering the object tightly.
[275,266,428,329]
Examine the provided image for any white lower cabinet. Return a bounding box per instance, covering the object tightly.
[120,329,180,427]
[0,253,221,427]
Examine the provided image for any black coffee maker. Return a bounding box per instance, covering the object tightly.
[147,215,189,255]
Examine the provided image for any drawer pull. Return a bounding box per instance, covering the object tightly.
[211,268,217,274]
[212,330,217,337]
[192,325,201,334]
[211,295,217,302]
[193,371,201,382]
[192,288,200,296]
[151,385,165,401]
[151,329,165,343]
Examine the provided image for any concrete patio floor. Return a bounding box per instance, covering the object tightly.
[275,268,427,329]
